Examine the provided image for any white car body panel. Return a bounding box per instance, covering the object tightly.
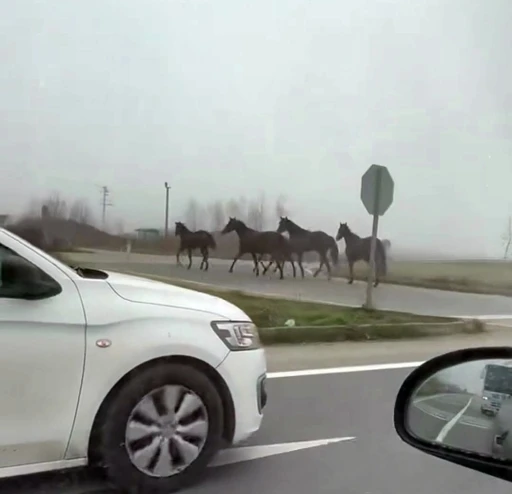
[0,228,266,479]
[0,232,86,469]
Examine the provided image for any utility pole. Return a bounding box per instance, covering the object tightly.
[164,181,171,237]
[100,186,112,230]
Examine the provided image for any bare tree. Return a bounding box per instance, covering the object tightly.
[502,216,512,259]
[195,203,208,230]
[41,192,68,218]
[225,198,243,219]
[69,199,94,225]
[210,201,225,231]
[247,193,267,230]
[235,196,248,222]
[184,198,200,230]
[275,194,290,219]
[114,217,125,235]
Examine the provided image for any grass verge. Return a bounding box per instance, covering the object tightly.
[331,260,512,297]
[131,275,485,345]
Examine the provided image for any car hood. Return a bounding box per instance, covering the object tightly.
[105,271,250,320]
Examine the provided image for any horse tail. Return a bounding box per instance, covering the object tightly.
[329,237,339,265]
[376,239,387,276]
[207,233,217,250]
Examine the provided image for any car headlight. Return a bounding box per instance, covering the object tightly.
[211,321,261,350]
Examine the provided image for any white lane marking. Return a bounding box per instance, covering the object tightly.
[209,436,356,467]
[435,397,473,443]
[267,361,423,379]
[415,401,491,430]
[455,315,512,321]
[413,393,457,404]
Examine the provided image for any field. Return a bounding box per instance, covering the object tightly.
[334,259,512,296]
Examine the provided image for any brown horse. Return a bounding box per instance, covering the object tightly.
[274,217,339,280]
[221,218,296,279]
[336,222,387,287]
[175,222,216,271]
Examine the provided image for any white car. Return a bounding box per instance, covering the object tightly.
[0,228,267,493]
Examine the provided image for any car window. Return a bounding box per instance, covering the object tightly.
[0,243,18,289]
[0,242,56,297]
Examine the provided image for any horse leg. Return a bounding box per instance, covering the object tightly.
[288,255,296,278]
[187,248,193,270]
[323,255,332,281]
[274,254,284,280]
[262,260,272,274]
[347,260,355,284]
[201,247,209,271]
[313,255,325,277]
[273,259,280,273]
[297,253,305,278]
[176,248,183,267]
[229,252,242,273]
[252,254,260,276]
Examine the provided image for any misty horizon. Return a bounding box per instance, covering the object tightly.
[1,0,511,258]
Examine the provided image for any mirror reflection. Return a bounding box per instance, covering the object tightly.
[407,359,512,459]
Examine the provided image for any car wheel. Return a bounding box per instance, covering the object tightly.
[97,362,224,494]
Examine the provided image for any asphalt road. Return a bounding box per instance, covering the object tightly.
[409,394,495,456]
[69,251,512,319]
[4,368,511,494]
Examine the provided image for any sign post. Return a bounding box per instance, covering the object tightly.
[360,164,394,309]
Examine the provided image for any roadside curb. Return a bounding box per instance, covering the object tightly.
[259,319,485,345]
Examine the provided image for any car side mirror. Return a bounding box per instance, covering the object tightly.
[394,347,512,483]
[1,256,61,300]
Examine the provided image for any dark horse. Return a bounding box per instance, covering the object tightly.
[272,217,339,280]
[221,217,296,279]
[336,222,387,287]
[174,221,216,271]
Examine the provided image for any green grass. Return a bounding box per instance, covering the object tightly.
[168,280,452,328]
[165,280,482,344]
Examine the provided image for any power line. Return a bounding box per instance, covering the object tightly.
[164,181,171,237]
[99,185,113,229]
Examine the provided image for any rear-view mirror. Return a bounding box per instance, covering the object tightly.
[394,347,512,483]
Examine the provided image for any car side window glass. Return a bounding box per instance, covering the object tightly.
[0,243,18,289]
[0,242,56,298]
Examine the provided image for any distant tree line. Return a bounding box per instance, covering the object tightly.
[180,193,291,232]
[16,192,125,234]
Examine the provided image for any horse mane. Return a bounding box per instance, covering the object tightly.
[176,222,191,233]
[284,217,308,234]
[341,223,361,240]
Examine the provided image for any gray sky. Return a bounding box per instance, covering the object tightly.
[1,0,511,256]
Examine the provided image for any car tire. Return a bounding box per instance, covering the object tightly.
[97,362,224,494]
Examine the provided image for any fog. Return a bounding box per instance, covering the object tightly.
[1,0,511,257]
[438,360,512,395]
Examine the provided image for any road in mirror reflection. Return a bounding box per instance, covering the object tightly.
[407,358,512,459]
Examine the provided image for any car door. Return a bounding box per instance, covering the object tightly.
[0,242,86,470]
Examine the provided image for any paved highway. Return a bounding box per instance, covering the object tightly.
[5,366,511,494]
[409,393,495,456]
[67,251,512,319]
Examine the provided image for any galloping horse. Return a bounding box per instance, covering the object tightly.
[336,222,387,287]
[174,221,216,271]
[221,217,296,279]
[273,217,339,280]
